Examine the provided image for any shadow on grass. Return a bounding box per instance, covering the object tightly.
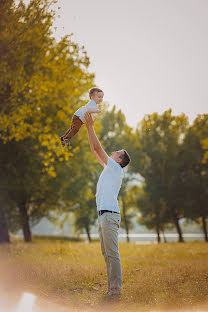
[32,234,100,243]
[33,234,84,242]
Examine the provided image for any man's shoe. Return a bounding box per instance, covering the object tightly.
[102,292,121,303]
[109,293,121,298]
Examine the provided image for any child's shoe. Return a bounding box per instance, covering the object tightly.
[60,136,65,147]
[64,138,70,146]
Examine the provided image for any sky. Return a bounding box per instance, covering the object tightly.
[34,0,208,128]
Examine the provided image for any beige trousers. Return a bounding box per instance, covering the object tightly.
[98,212,122,295]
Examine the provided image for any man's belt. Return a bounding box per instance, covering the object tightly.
[98,210,120,216]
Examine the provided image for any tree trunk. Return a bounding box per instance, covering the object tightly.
[156,227,161,243]
[162,230,167,243]
[19,201,32,242]
[202,215,208,242]
[0,207,10,244]
[122,199,130,242]
[172,213,184,242]
[85,225,92,243]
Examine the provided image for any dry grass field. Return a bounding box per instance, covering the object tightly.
[0,239,208,311]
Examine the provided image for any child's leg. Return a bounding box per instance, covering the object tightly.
[61,115,83,144]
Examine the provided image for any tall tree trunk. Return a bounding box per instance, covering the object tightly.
[202,215,208,242]
[85,225,92,243]
[19,201,32,242]
[0,207,10,244]
[122,198,130,242]
[156,227,161,243]
[162,229,167,243]
[172,212,184,242]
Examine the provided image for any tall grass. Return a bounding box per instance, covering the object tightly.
[0,239,208,311]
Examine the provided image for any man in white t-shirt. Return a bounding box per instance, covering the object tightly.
[84,112,131,299]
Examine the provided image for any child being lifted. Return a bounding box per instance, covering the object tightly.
[60,87,104,147]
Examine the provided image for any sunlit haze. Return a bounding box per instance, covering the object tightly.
[16,292,35,312]
[22,0,208,129]
[53,0,208,129]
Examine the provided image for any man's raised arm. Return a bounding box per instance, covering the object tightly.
[84,112,108,166]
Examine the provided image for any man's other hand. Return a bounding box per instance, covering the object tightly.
[84,112,96,128]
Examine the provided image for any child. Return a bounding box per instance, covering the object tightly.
[60,87,104,147]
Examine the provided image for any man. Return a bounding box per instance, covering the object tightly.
[84,112,131,299]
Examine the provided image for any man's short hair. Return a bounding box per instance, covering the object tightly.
[89,87,104,98]
[119,150,131,168]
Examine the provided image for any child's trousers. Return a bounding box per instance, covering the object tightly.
[62,115,84,140]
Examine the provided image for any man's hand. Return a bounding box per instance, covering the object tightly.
[84,112,96,128]
[84,111,108,166]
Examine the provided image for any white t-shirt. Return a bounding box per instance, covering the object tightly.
[74,99,98,122]
[96,156,123,212]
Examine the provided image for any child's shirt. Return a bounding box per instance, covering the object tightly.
[74,99,98,123]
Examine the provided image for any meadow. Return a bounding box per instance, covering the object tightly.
[1,239,208,312]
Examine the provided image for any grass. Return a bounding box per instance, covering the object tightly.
[1,239,208,311]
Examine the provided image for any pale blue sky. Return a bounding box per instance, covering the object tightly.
[27,0,208,128]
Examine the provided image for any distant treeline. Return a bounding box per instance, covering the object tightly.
[0,0,208,244]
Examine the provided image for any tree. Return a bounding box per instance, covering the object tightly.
[179,114,208,242]
[0,187,10,243]
[134,110,189,242]
[119,177,138,242]
[0,0,94,242]
[137,184,174,243]
[48,122,103,241]
[202,138,208,163]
